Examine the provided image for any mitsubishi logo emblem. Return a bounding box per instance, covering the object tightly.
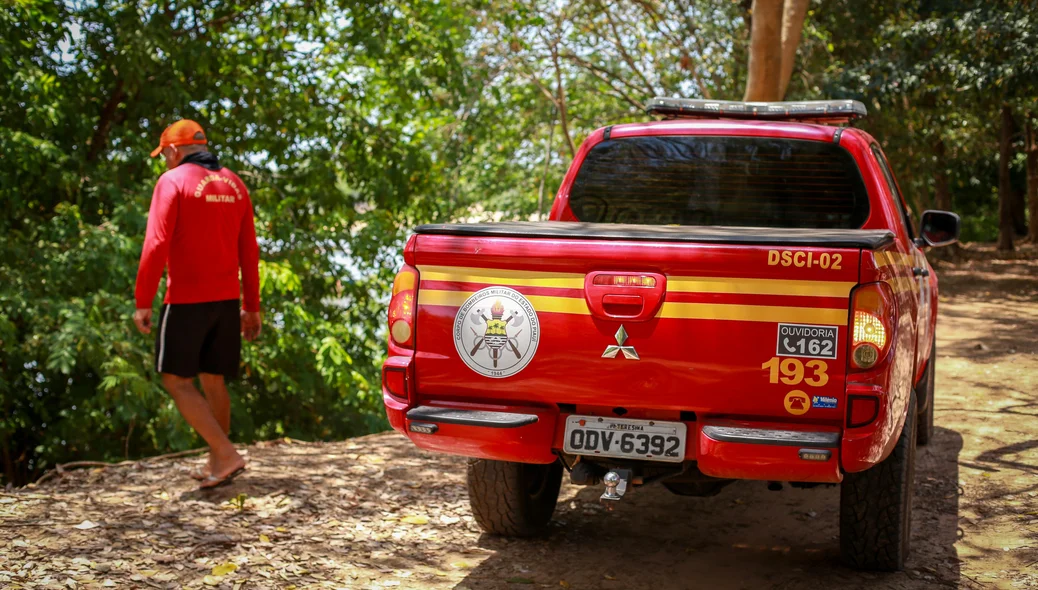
[602,325,639,360]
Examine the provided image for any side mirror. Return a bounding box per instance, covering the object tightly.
[919,210,960,247]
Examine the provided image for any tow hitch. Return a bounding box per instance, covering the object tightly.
[600,469,632,502]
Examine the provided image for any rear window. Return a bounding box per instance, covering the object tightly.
[568,136,870,229]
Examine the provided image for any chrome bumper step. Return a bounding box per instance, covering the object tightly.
[702,425,840,448]
[405,406,539,429]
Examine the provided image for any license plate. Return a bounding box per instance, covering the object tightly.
[563,415,687,463]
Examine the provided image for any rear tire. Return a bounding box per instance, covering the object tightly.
[467,459,563,537]
[916,337,936,446]
[840,390,917,571]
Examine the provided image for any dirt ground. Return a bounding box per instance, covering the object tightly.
[2,251,1037,589]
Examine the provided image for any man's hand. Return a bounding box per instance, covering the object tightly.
[241,310,262,342]
[134,308,153,335]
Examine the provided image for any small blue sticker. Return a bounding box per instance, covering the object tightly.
[812,396,838,409]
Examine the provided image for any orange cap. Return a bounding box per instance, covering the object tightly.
[150,119,207,157]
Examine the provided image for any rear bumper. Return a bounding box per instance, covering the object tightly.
[383,355,895,482]
[697,420,842,483]
[387,397,844,482]
[385,396,560,464]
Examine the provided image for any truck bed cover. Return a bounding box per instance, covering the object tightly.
[415,222,895,250]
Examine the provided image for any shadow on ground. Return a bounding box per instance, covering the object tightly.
[457,427,964,590]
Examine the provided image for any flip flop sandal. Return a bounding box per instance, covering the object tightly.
[199,466,246,490]
[187,467,210,481]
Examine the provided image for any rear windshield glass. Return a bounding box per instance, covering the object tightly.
[568,136,870,229]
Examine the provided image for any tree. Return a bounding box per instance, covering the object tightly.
[0,0,480,484]
[743,0,809,101]
[798,0,1037,244]
[999,105,1017,251]
[1027,113,1038,242]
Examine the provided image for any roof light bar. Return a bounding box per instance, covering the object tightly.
[646,97,867,123]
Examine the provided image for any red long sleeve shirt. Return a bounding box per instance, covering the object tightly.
[135,162,261,312]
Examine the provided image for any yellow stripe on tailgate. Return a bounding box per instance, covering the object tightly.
[659,302,847,325]
[419,290,846,325]
[418,265,584,289]
[422,265,855,298]
[667,277,856,298]
[418,290,591,315]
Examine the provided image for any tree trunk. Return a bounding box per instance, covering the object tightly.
[86,78,127,163]
[777,0,810,99]
[1006,112,1028,236]
[744,0,807,101]
[537,112,556,221]
[742,0,784,101]
[934,138,951,211]
[551,47,576,159]
[998,104,1016,252]
[1027,113,1038,243]
[1011,187,1028,236]
[1,434,14,485]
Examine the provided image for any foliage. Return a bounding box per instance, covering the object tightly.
[0,0,480,484]
[796,0,1037,237]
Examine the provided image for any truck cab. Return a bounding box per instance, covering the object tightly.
[381,98,961,571]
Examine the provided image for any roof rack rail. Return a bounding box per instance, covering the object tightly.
[646,97,867,124]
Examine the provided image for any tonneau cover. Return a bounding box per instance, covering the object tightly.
[415,222,895,250]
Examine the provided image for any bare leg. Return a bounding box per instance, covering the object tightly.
[162,374,244,479]
[199,373,231,435]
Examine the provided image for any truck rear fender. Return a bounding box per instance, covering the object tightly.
[383,235,421,432]
[842,248,915,472]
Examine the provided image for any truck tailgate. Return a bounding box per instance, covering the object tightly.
[412,224,885,423]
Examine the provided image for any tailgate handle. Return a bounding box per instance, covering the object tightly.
[585,272,666,322]
[602,294,643,315]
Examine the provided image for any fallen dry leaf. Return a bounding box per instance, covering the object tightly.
[72,520,98,530]
[212,562,238,576]
[203,575,222,586]
[401,515,429,525]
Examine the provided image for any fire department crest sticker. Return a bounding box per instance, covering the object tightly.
[453,287,540,379]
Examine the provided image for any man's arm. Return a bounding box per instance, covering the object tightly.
[239,189,262,340]
[134,175,179,331]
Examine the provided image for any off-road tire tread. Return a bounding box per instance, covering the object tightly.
[916,337,936,446]
[467,459,562,537]
[840,390,917,571]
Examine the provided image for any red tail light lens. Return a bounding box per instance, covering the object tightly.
[383,367,407,400]
[389,264,418,348]
[847,395,880,428]
[849,282,895,369]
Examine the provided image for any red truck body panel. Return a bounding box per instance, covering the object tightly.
[382,117,941,484]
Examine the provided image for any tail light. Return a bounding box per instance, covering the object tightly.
[592,274,658,287]
[388,264,418,348]
[847,395,880,428]
[849,282,895,370]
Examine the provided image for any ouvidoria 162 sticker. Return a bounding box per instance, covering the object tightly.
[454,286,540,378]
[776,323,838,359]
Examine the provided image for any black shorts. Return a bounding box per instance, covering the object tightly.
[155,300,241,379]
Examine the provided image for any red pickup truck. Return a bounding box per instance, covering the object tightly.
[381,98,960,571]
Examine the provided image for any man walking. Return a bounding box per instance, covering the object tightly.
[133,119,261,489]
